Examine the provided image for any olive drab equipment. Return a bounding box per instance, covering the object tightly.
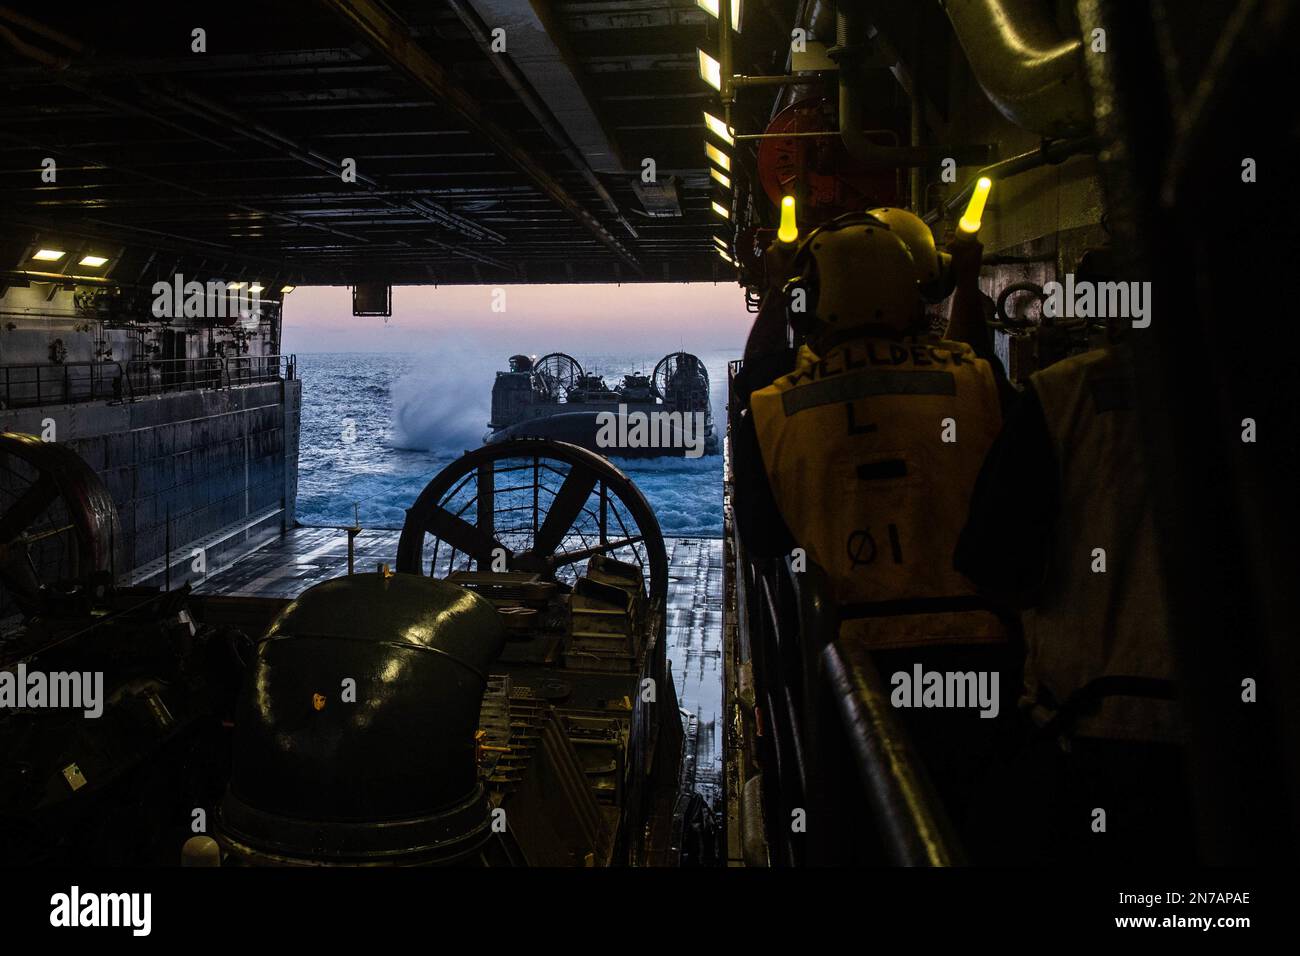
[750,336,1006,648]
[1022,347,1181,743]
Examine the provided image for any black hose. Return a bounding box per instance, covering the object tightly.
[994,281,1046,329]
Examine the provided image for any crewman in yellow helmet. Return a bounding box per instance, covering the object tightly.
[745,208,1010,647]
[734,205,1017,839]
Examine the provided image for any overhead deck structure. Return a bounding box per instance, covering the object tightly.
[0,0,790,288]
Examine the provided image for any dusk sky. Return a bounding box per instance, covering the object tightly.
[282,282,755,355]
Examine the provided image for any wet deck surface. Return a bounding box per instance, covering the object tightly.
[665,537,723,807]
[195,526,725,810]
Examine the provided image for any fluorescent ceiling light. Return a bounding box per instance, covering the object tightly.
[716,248,734,263]
[705,142,730,171]
[697,49,722,91]
[32,249,65,261]
[281,285,296,294]
[249,283,265,293]
[696,0,742,30]
[227,282,246,290]
[78,255,108,267]
[703,111,734,146]
[713,235,729,249]
[712,200,731,220]
[709,167,731,189]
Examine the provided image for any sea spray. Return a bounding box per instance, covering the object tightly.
[294,351,730,535]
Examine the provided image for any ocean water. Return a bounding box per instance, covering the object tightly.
[294,350,733,537]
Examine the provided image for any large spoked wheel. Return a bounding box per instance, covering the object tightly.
[652,351,710,411]
[0,432,122,618]
[396,439,667,603]
[533,352,583,400]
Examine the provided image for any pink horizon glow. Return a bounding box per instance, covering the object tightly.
[282,282,754,355]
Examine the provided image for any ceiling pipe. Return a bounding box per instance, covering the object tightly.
[835,6,990,168]
[922,133,1101,225]
[0,4,84,54]
[939,0,1093,138]
[0,23,69,69]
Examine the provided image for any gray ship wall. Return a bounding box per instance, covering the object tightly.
[0,379,301,589]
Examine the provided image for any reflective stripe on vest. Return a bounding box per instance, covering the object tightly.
[1025,346,1181,743]
[750,336,1005,649]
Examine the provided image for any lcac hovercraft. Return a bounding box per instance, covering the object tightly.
[217,439,709,866]
[486,352,718,458]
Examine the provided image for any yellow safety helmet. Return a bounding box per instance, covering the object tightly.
[784,212,922,337]
[867,206,955,303]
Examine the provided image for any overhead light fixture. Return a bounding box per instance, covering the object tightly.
[281,285,296,294]
[78,254,108,267]
[697,49,722,91]
[713,235,729,250]
[704,142,730,172]
[249,283,265,293]
[703,111,734,146]
[710,167,731,189]
[696,0,742,31]
[716,248,734,264]
[32,249,65,261]
[228,281,246,290]
[712,200,731,220]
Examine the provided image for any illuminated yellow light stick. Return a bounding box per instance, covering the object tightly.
[777,195,798,244]
[958,176,992,234]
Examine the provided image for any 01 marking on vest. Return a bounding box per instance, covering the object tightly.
[890,665,1000,718]
[847,529,877,566]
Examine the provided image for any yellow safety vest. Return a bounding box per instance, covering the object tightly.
[750,336,1005,648]
[1024,347,1180,742]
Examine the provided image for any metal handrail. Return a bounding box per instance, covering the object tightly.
[795,563,965,866]
[0,353,296,409]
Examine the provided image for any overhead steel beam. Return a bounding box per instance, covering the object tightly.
[459,0,626,174]
[145,80,506,246]
[320,0,642,273]
[0,131,373,247]
[447,0,639,239]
